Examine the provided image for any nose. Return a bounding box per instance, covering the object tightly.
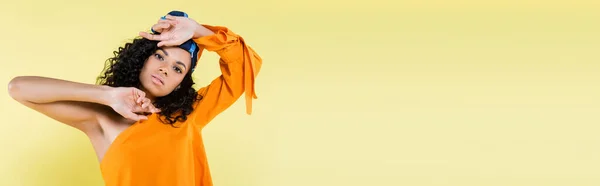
[159,68,168,76]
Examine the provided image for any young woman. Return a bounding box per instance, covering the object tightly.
[7,10,262,186]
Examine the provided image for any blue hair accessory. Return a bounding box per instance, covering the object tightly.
[151,10,200,72]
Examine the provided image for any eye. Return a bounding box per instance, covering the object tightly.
[173,66,183,74]
[154,53,164,61]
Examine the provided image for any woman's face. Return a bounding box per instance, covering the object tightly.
[139,47,192,99]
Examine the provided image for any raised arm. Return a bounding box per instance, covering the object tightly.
[8,76,113,132]
[191,24,263,126]
[8,76,158,132]
[138,15,263,127]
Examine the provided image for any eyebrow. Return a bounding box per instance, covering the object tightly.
[158,48,188,70]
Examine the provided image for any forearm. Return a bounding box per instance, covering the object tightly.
[192,25,263,115]
[193,24,248,59]
[8,76,111,105]
[193,23,216,39]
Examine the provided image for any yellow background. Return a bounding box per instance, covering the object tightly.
[1,0,599,185]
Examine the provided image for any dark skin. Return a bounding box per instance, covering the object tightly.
[7,15,215,162]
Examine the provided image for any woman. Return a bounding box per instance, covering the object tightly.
[7,10,262,186]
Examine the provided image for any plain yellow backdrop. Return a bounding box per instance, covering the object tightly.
[1,0,599,186]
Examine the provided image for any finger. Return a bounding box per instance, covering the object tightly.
[137,95,146,104]
[139,31,153,39]
[124,111,145,121]
[135,93,142,104]
[141,98,151,109]
[164,15,179,21]
[138,90,145,98]
[157,39,183,47]
[133,88,139,97]
[151,23,170,33]
[137,90,146,104]
[141,101,148,109]
[148,104,161,113]
[131,104,143,112]
[136,95,141,104]
[139,32,169,41]
[152,22,174,33]
[158,19,178,26]
[131,105,151,116]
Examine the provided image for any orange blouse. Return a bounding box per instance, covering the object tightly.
[100,24,262,186]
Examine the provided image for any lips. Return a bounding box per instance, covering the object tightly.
[151,74,164,85]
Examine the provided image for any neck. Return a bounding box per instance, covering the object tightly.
[139,86,156,103]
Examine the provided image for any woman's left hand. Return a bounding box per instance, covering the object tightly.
[139,15,200,47]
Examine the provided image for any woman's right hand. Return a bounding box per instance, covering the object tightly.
[106,87,161,121]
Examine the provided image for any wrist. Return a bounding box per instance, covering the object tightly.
[193,23,215,39]
[97,85,114,106]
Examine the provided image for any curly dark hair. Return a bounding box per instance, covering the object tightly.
[96,37,202,126]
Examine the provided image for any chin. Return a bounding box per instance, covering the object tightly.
[140,79,170,98]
